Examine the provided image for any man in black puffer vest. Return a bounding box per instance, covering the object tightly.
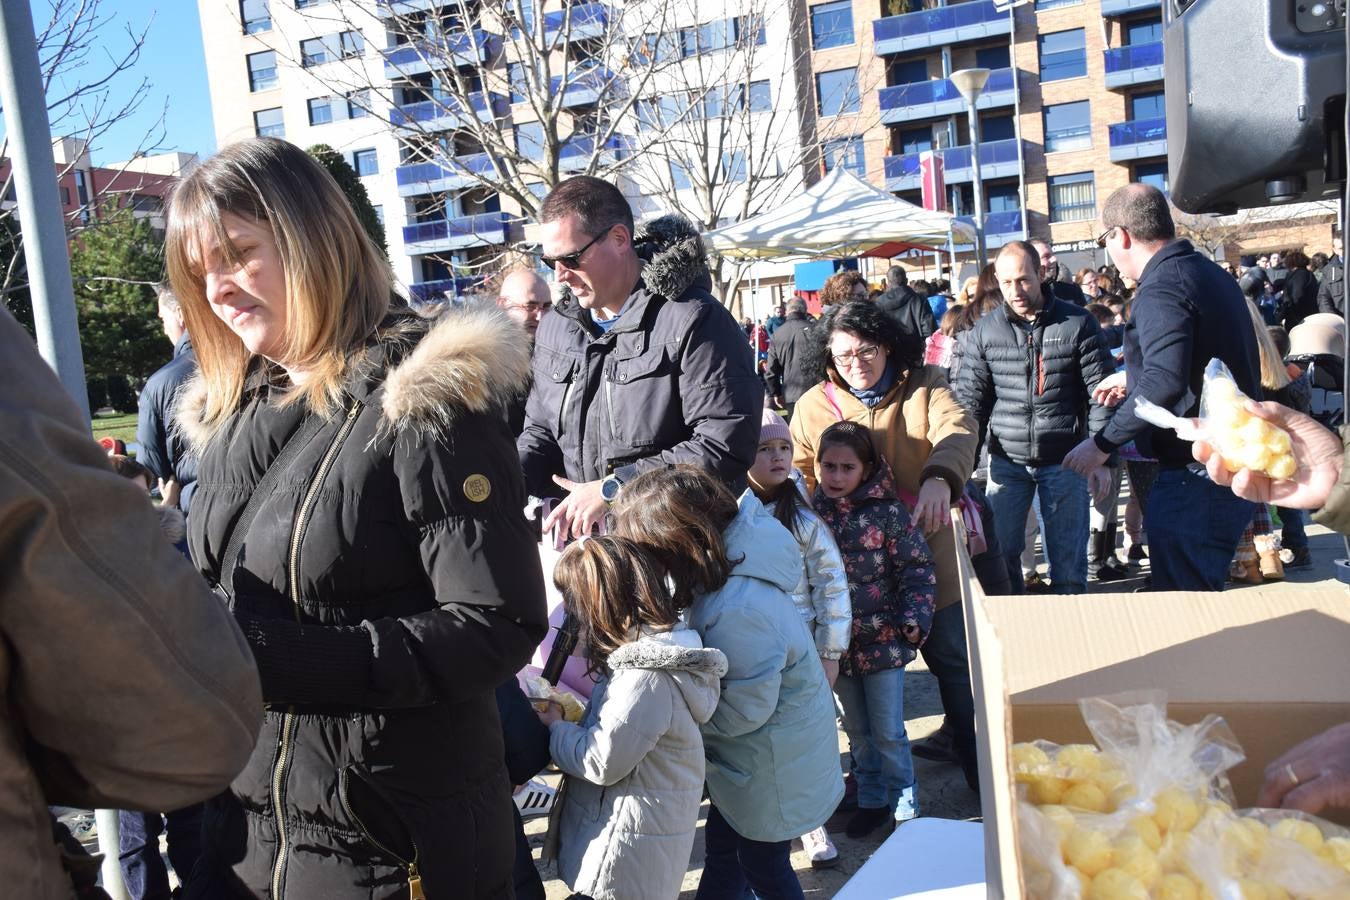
[955,241,1116,595]
[875,266,937,349]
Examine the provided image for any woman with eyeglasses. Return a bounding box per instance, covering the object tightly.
[788,301,980,792]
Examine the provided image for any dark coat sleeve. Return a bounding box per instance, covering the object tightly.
[612,301,761,486]
[953,325,995,434]
[517,351,567,498]
[135,372,172,482]
[1096,281,1196,450]
[916,300,937,343]
[1076,316,1117,438]
[497,679,551,785]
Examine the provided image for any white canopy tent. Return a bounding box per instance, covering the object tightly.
[704,166,978,261]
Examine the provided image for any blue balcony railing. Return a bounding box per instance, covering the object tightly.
[878,67,1014,121]
[549,67,620,104]
[409,276,485,304]
[1101,0,1160,15]
[1104,41,1163,74]
[1108,116,1166,147]
[874,0,1006,46]
[943,138,1020,172]
[395,153,496,191]
[402,212,511,247]
[884,153,922,182]
[390,91,507,126]
[542,3,611,38]
[381,30,494,72]
[559,133,634,160]
[955,209,1024,243]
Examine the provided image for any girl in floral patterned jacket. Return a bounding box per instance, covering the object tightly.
[812,420,937,839]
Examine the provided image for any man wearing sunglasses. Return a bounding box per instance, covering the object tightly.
[1062,183,1261,591]
[517,176,761,539]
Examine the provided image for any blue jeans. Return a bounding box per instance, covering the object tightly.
[919,603,976,766]
[987,456,1090,594]
[695,805,803,900]
[118,804,204,900]
[834,667,917,820]
[1146,466,1254,590]
[1277,506,1308,551]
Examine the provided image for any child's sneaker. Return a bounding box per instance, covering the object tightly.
[800,826,839,868]
[513,778,556,819]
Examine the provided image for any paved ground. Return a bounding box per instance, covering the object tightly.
[526,518,1350,897]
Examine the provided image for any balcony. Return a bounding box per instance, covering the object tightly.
[377,0,447,14]
[559,133,634,172]
[542,3,612,41]
[395,153,496,197]
[402,212,512,254]
[873,0,1011,56]
[1101,0,1161,14]
[549,67,620,108]
[390,91,509,130]
[955,209,1024,248]
[883,138,1023,192]
[1103,41,1163,89]
[878,67,1015,126]
[381,30,496,79]
[408,275,485,305]
[1108,116,1167,162]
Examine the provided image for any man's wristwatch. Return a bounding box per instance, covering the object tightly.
[600,473,624,503]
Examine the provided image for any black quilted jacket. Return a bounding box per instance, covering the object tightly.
[954,298,1115,466]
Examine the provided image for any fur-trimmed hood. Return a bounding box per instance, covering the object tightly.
[175,304,531,452]
[633,213,713,301]
[608,624,723,725]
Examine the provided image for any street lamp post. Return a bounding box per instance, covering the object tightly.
[951,67,991,268]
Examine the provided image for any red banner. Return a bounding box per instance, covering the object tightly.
[920,150,945,212]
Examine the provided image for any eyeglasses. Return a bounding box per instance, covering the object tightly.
[502,300,552,315]
[831,344,881,367]
[1096,226,1118,249]
[540,228,608,270]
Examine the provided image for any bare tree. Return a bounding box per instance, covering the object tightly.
[1172,207,1247,260]
[1,0,168,312]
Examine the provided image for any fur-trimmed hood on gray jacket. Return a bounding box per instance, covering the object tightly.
[177,305,548,899]
[518,214,762,495]
[547,624,723,900]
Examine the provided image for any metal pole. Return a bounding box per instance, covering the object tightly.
[967,102,988,269]
[0,0,89,421]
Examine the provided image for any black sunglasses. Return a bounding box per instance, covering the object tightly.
[541,228,608,270]
[1095,226,1117,249]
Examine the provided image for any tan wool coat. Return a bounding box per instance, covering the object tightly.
[790,365,979,611]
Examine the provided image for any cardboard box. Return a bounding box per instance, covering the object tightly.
[957,536,1350,898]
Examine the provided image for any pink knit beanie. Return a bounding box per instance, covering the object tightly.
[760,407,792,445]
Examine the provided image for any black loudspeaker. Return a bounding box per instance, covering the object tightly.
[1164,0,1346,214]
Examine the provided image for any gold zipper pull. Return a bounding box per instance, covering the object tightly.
[407,863,425,900]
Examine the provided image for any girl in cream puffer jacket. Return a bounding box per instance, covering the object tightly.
[542,536,727,900]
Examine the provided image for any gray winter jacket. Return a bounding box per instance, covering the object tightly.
[549,625,725,900]
[769,482,851,660]
[517,216,762,494]
[954,297,1115,466]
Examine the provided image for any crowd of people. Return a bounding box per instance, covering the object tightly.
[4,137,1350,900]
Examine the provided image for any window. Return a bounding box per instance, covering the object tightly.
[347,89,369,118]
[699,19,735,52]
[670,159,693,191]
[73,170,90,223]
[1039,29,1086,82]
[1130,90,1165,120]
[822,138,864,177]
[1048,171,1095,222]
[1134,161,1169,194]
[735,14,767,46]
[354,148,378,176]
[60,186,70,205]
[1035,0,1082,9]
[295,0,321,7]
[308,97,334,125]
[1126,16,1163,44]
[981,114,1016,142]
[246,50,277,91]
[340,30,364,58]
[515,121,544,158]
[301,31,362,67]
[898,126,933,154]
[372,205,384,226]
[892,58,928,85]
[986,183,1020,213]
[746,80,772,113]
[241,0,270,33]
[507,62,528,103]
[721,151,747,183]
[810,1,854,49]
[300,37,326,67]
[1043,100,1091,152]
[975,45,1010,70]
[816,68,859,117]
[702,85,729,119]
[254,107,285,138]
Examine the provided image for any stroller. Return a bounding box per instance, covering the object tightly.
[1286,314,1345,428]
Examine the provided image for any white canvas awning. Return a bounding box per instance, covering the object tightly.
[704,166,978,261]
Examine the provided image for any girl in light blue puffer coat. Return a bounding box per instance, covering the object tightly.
[615,466,844,899]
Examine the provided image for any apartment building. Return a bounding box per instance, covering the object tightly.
[197,0,819,308]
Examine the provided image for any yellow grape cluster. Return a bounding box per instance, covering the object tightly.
[1205,379,1297,479]
[1014,742,1350,899]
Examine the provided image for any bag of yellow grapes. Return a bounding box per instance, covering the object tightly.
[1198,358,1297,480]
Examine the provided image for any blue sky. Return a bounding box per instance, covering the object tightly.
[27,0,216,164]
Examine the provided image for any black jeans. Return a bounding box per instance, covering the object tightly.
[919,603,977,768]
[118,804,204,900]
[695,805,803,900]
